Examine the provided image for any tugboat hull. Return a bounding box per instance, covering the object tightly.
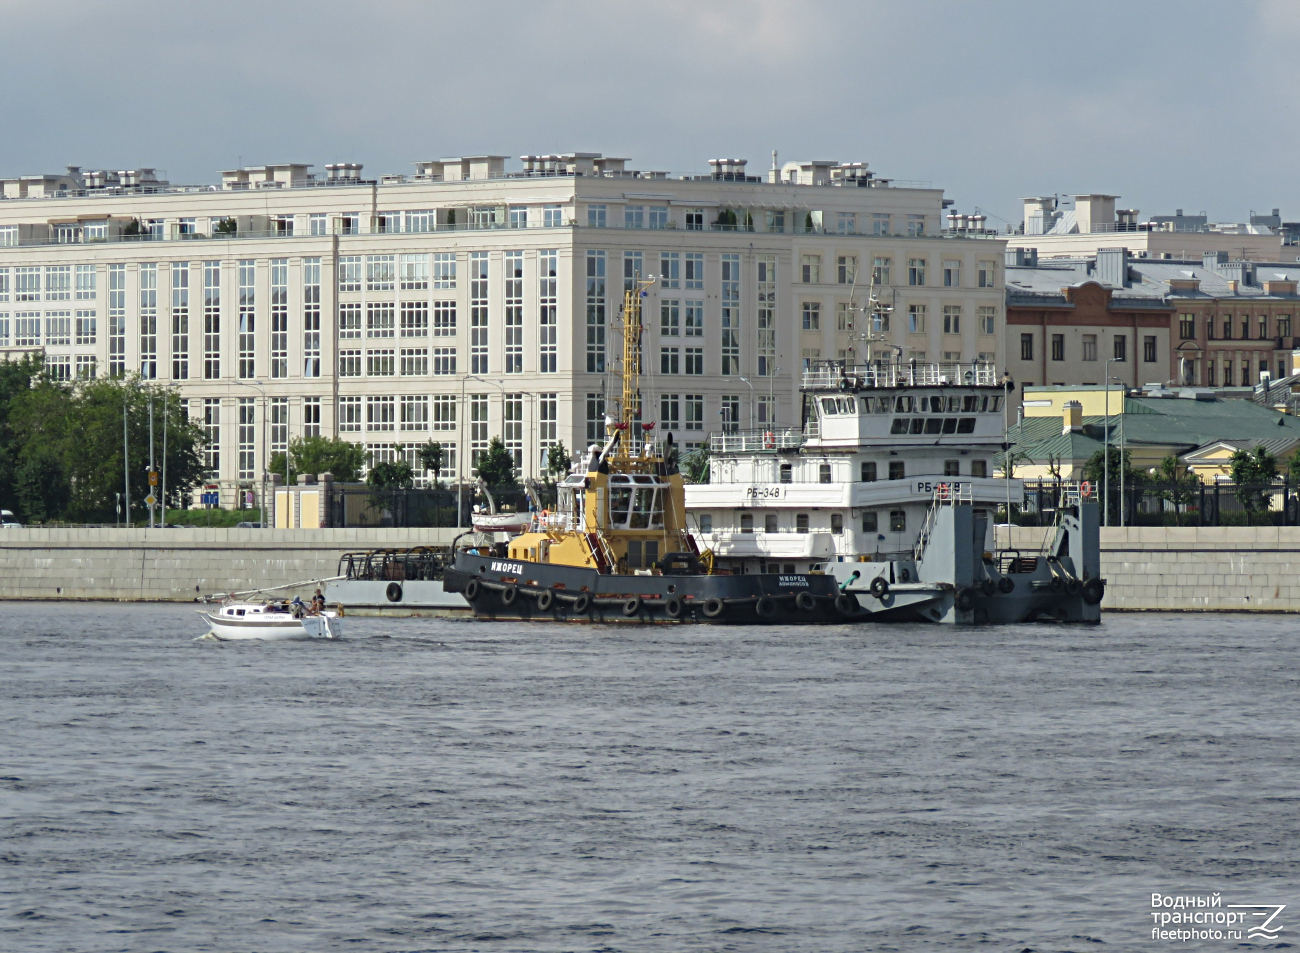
[443,554,857,625]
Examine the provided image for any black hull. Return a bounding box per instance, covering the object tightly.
[444,554,858,625]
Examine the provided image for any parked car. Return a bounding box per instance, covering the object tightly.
[235,521,262,528]
[1,509,21,528]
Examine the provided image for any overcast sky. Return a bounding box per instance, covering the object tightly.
[2,0,1296,226]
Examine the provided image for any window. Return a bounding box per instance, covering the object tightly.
[508,206,527,229]
[833,301,853,332]
[44,265,71,301]
[1082,334,1097,362]
[942,259,961,287]
[766,211,786,233]
[196,262,217,380]
[796,513,809,533]
[872,213,891,236]
[684,300,704,337]
[0,267,8,303]
[685,394,704,431]
[303,397,320,439]
[1144,336,1157,363]
[202,398,221,475]
[1222,316,1232,339]
[685,347,704,375]
[890,509,907,532]
[366,255,395,292]
[720,394,740,433]
[739,512,754,533]
[801,348,821,368]
[539,249,557,373]
[698,514,712,533]
[1280,315,1292,337]
[75,355,96,379]
[471,251,489,374]
[979,306,996,335]
[504,250,523,373]
[684,253,704,289]
[75,308,96,346]
[540,393,558,450]
[0,315,11,347]
[269,259,288,379]
[801,254,821,284]
[74,265,96,300]
[1114,334,1127,361]
[660,299,681,337]
[660,393,680,433]
[802,302,821,330]
[237,260,255,379]
[908,258,926,286]
[44,311,71,346]
[1051,334,1064,362]
[685,209,704,231]
[1020,333,1034,361]
[943,306,961,335]
[721,254,740,375]
[238,398,256,480]
[586,393,606,444]
[587,204,607,228]
[16,267,40,302]
[269,397,288,457]
[433,347,457,375]
[1223,362,1233,386]
[837,256,856,284]
[433,252,456,289]
[756,254,776,376]
[830,513,844,534]
[660,346,680,374]
[944,460,960,476]
[433,395,457,431]
[835,212,856,235]
[15,312,40,346]
[624,205,644,229]
[779,463,792,484]
[623,250,643,291]
[908,304,926,334]
[337,302,362,342]
[339,396,362,433]
[862,511,878,533]
[503,393,524,469]
[366,396,396,432]
[0,226,16,247]
[860,461,877,482]
[888,460,905,480]
[906,215,925,237]
[1179,314,1195,340]
[977,260,997,288]
[367,348,396,376]
[367,302,395,339]
[872,257,891,286]
[400,347,428,376]
[170,262,188,379]
[139,263,157,379]
[649,206,668,229]
[543,205,563,228]
[400,395,429,431]
[338,349,362,377]
[400,301,428,338]
[660,252,679,289]
[1259,315,1269,339]
[819,462,832,484]
[585,250,609,372]
[398,254,429,292]
[303,258,321,378]
[338,255,362,293]
[309,213,328,236]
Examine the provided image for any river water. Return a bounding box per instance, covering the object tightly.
[2,604,1296,952]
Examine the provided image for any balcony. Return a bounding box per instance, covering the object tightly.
[802,360,1002,390]
[709,428,804,454]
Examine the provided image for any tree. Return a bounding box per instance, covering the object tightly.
[1284,446,1300,480]
[281,435,366,482]
[544,440,570,482]
[681,445,710,484]
[367,459,414,490]
[417,440,445,485]
[15,450,69,523]
[122,218,144,236]
[1082,445,1145,524]
[213,217,237,235]
[1157,454,1201,526]
[474,437,517,498]
[1229,444,1278,516]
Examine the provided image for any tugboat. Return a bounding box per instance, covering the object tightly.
[441,281,856,624]
[688,358,1105,624]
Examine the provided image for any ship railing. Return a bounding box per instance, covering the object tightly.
[802,360,1001,391]
[913,482,974,561]
[709,427,805,454]
[535,512,579,533]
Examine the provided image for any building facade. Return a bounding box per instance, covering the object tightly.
[0,154,1005,501]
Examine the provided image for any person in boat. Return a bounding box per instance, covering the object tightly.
[310,589,326,614]
[290,596,305,619]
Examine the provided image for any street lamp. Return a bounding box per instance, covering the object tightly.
[231,378,268,528]
[459,374,504,528]
[738,376,756,430]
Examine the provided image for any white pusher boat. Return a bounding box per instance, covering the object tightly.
[199,601,344,641]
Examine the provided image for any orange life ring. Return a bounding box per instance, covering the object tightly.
[1080,481,1092,498]
[763,431,775,449]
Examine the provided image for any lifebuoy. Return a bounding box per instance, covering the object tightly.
[1080,480,1092,498]
[763,431,775,449]
[385,582,403,603]
[869,576,889,599]
[622,596,642,617]
[464,578,480,601]
[702,597,726,618]
[536,588,555,611]
[755,595,776,618]
[571,593,591,614]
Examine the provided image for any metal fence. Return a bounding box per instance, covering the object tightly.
[1012,479,1300,527]
[326,484,537,528]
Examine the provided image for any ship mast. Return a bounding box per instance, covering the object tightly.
[613,277,657,459]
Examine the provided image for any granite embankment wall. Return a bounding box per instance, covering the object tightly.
[0,526,1297,610]
[1007,525,1300,612]
[0,528,459,602]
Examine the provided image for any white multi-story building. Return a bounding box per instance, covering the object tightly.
[0,153,1005,500]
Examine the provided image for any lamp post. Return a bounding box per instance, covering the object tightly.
[231,378,268,528]
[1104,357,1120,527]
[738,376,756,430]
[458,374,504,528]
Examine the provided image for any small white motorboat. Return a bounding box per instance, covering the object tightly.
[471,511,532,534]
[199,601,344,641]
